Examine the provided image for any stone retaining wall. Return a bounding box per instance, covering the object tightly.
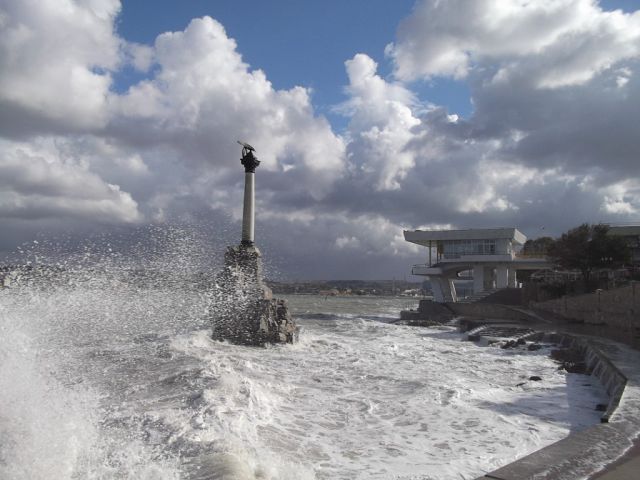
[447,302,534,322]
[532,284,639,329]
[399,299,454,323]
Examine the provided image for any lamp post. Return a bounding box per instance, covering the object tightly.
[238,141,260,247]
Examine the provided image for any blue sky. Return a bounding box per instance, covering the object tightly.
[115,0,472,130]
[114,0,637,131]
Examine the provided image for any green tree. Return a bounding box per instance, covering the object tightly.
[548,223,630,290]
[522,236,555,256]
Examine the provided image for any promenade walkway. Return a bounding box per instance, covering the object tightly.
[592,450,640,479]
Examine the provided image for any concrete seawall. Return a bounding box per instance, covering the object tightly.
[467,326,640,479]
[533,283,639,330]
[403,292,640,478]
[581,340,627,424]
[526,333,626,423]
[448,302,537,323]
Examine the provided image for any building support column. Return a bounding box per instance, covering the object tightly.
[429,277,456,303]
[508,268,518,288]
[430,277,446,303]
[496,265,509,289]
[473,265,485,294]
[448,278,458,302]
[485,266,496,290]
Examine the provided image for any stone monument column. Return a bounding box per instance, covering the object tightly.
[239,142,259,246]
[242,170,255,245]
[210,141,298,346]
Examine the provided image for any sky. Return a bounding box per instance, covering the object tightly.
[1,0,639,279]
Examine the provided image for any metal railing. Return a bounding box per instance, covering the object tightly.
[514,252,549,259]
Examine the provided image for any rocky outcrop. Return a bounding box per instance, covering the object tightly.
[211,244,298,346]
[399,299,455,325]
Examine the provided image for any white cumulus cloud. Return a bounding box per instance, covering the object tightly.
[387,0,640,88]
[0,139,141,223]
[0,0,122,133]
[0,0,639,278]
[343,54,420,190]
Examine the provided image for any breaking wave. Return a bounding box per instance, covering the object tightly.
[0,225,608,479]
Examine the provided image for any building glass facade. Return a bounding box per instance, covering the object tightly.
[442,239,497,258]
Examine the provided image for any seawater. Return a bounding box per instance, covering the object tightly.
[0,251,608,479]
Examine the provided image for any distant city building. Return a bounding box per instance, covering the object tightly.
[404,227,551,303]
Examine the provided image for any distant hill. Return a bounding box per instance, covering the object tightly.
[267,279,427,296]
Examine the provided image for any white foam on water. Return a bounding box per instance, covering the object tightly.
[0,312,96,480]
[0,230,609,479]
[0,292,181,480]
[171,308,608,480]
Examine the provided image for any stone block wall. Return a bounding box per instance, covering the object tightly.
[447,302,535,323]
[399,299,454,323]
[532,283,639,329]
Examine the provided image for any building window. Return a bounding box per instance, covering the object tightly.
[442,239,497,258]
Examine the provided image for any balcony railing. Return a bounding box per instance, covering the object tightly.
[514,252,549,259]
[442,252,502,259]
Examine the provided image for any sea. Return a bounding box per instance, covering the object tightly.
[0,236,608,480]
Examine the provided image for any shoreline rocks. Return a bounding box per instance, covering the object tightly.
[211,244,298,346]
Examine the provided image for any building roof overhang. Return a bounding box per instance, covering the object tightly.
[404,227,527,246]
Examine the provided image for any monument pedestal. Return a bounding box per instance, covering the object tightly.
[211,244,298,346]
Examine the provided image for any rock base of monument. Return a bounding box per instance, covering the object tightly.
[211,244,298,346]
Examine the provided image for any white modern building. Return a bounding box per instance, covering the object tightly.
[404,227,551,303]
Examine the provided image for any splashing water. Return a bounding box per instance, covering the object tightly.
[0,225,608,479]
